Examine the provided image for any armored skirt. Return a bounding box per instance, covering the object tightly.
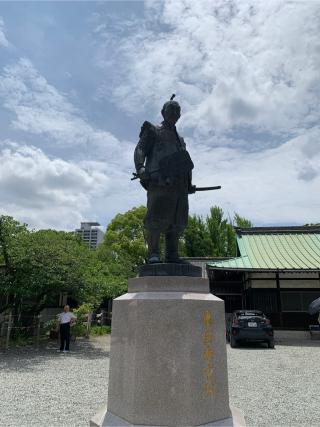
[144,183,188,235]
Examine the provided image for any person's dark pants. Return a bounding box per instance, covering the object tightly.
[60,323,71,351]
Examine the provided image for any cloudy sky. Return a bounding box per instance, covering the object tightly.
[0,0,319,230]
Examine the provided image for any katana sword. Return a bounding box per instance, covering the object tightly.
[131,173,221,192]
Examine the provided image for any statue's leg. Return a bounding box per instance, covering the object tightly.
[164,229,179,263]
[146,229,161,263]
[144,186,169,264]
[165,191,189,263]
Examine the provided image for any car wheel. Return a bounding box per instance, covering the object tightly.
[268,340,275,349]
[230,336,237,348]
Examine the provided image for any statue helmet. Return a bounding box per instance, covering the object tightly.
[161,94,181,119]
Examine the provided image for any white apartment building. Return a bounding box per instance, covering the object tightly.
[75,222,104,249]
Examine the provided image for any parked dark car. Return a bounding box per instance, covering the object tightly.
[227,310,275,348]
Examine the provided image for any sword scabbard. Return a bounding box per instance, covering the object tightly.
[195,186,221,192]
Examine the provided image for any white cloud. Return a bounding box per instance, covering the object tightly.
[0,58,124,160]
[0,17,9,48]
[189,127,320,225]
[0,57,141,229]
[0,141,111,230]
[96,0,320,138]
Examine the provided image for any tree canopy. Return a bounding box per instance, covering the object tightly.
[183,206,252,257]
[0,216,113,316]
[97,206,147,277]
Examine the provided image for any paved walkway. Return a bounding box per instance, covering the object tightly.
[0,337,320,426]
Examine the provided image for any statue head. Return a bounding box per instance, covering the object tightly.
[161,94,181,125]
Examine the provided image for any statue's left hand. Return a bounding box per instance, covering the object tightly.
[188,185,196,194]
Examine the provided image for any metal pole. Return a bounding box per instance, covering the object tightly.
[276,272,283,327]
[36,315,41,350]
[86,312,92,338]
[5,311,13,351]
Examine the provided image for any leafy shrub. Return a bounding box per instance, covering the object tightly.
[72,303,94,337]
[43,319,58,334]
[74,303,94,318]
[90,325,111,335]
[71,323,87,337]
[10,332,34,347]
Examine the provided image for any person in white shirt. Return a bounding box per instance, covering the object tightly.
[57,305,77,352]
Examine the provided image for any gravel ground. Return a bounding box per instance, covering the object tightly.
[227,340,320,427]
[0,337,111,427]
[0,337,320,427]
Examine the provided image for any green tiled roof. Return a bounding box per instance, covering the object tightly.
[208,226,320,271]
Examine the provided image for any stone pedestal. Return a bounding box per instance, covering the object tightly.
[138,262,202,277]
[91,275,245,426]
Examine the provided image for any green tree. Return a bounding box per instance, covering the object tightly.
[0,220,116,318]
[97,206,147,279]
[183,206,252,257]
[206,206,236,257]
[8,230,98,313]
[0,215,29,271]
[0,216,29,312]
[184,215,213,257]
[234,213,252,228]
